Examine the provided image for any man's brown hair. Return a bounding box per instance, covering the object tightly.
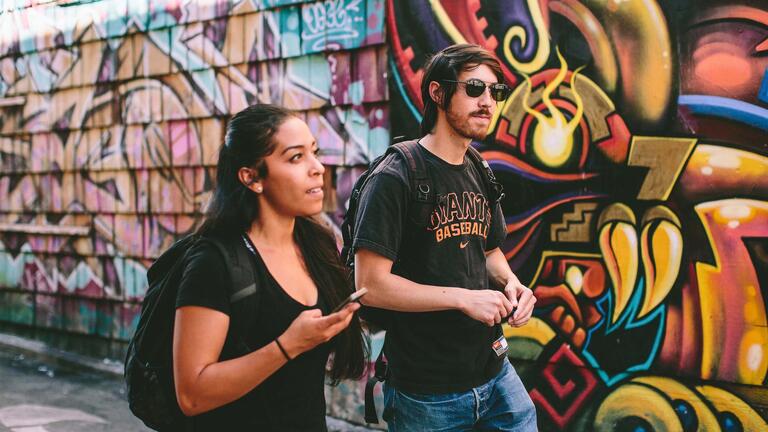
[420,44,504,135]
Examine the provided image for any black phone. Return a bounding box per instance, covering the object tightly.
[331,287,368,313]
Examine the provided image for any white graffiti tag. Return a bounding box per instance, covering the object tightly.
[302,0,364,51]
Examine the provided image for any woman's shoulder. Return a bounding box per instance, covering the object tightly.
[182,235,236,272]
[176,235,239,313]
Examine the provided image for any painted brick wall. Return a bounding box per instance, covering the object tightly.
[0,0,386,345]
[2,0,767,430]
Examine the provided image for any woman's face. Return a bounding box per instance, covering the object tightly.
[257,117,326,217]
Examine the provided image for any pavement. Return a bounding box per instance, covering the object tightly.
[0,332,376,432]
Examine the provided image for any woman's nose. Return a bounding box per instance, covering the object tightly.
[311,154,325,176]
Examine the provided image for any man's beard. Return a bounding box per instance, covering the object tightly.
[445,107,491,141]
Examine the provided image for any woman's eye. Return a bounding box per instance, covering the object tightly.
[290,153,302,162]
[313,148,320,156]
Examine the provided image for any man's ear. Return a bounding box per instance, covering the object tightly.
[237,167,263,193]
[428,81,443,105]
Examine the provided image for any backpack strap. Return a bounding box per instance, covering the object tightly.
[466,145,505,206]
[390,140,432,203]
[205,236,259,354]
[364,339,388,424]
[341,138,435,268]
[389,140,437,226]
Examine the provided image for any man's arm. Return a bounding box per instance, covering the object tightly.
[485,247,536,327]
[355,248,514,327]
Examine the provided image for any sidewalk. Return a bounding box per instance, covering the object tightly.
[0,332,377,432]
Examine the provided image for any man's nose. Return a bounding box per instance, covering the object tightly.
[478,88,494,107]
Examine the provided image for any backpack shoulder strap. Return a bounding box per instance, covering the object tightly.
[364,339,388,424]
[206,236,257,303]
[466,145,505,205]
[204,236,259,353]
[341,138,433,267]
[389,140,432,204]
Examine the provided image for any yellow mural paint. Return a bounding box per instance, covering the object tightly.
[581,0,673,125]
[744,301,758,323]
[564,265,584,295]
[549,0,618,92]
[631,376,720,429]
[639,217,682,318]
[503,317,556,346]
[739,328,767,384]
[697,385,768,431]
[526,251,602,289]
[502,0,551,74]
[695,199,768,384]
[627,136,697,201]
[594,382,683,431]
[599,220,639,324]
[521,49,585,169]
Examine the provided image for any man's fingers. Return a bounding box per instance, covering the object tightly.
[502,296,515,317]
[511,303,535,326]
[510,308,530,326]
[518,287,534,304]
[511,318,529,328]
[505,284,520,308]
[513,291,536,319]
[494,291,514,317]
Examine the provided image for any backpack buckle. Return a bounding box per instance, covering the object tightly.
[416,183,430,202]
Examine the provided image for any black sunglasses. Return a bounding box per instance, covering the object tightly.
[441,79,512,101]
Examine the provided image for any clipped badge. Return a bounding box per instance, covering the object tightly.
[492,334,508,357]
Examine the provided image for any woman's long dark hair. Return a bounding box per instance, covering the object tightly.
[197,104,367,382]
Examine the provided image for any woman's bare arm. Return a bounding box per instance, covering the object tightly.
[172,304,357,416]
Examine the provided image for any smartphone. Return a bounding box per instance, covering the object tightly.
[331,287,368,313]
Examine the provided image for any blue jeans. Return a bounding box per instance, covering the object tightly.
[382,360,537,431]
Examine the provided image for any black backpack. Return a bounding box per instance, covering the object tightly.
[124,235,259,431]
[339,138,504,423]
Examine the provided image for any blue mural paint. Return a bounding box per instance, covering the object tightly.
[390,56,422,122]
[678,95,768,131]
[582,278,666,386]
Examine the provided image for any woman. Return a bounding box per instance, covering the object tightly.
[172,104,366,430]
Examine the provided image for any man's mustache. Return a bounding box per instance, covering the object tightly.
[471,110,492,117]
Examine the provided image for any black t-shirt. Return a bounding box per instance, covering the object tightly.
[175,236,331,431]
[352,143,507,394]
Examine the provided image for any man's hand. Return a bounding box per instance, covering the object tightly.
[503,279,536,327]
[459,289,515,326]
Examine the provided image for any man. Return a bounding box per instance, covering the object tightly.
[353,44,538,431]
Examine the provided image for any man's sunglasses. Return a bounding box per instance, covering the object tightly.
[441,79,512,102]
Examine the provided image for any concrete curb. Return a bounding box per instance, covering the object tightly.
[0,332,123,377]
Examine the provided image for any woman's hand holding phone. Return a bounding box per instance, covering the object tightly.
[331,287,368,313]
[277,288,367,359]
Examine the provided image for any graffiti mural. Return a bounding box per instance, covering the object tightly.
[389,0,767,430]
[1,0,767,429]
[0,0,387,356]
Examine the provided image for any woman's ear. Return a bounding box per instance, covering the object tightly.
[237,167,263,194]
[429,81,443,105]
